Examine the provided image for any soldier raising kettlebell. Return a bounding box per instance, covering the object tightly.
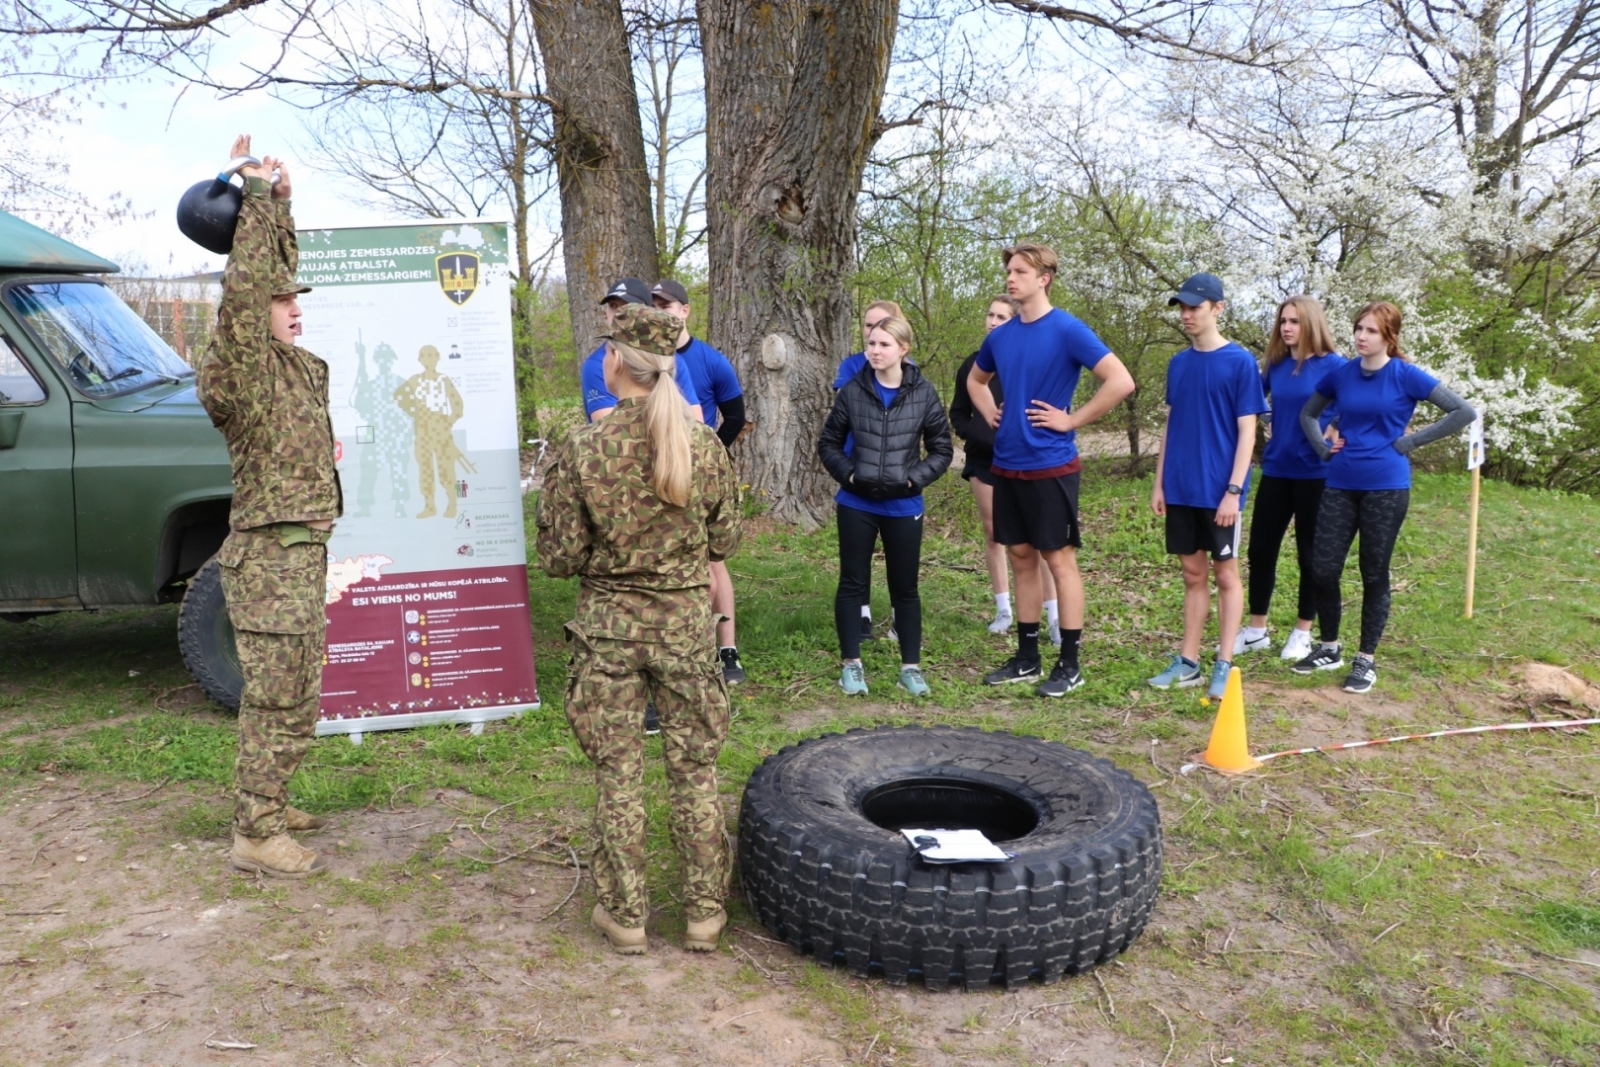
[190,135,342,879]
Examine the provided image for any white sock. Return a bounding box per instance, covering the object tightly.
[994,592,1011,614]
[860,605,872,620]
[1242,626,1268,639]
[1044,599,1059,626]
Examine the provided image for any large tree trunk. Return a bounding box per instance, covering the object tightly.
[699,1,898,528]
[530,0,659,359]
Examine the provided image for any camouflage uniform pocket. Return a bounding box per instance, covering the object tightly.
[218,529,328,634]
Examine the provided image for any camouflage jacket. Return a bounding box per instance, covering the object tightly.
[195,180,343,531]
[536,398,741,639]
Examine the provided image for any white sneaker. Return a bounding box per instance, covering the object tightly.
[1233,628,1271,655]
[1280,628,1314,661]
[987,610,1014,635]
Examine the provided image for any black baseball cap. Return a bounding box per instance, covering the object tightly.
[599,277,651,306]
[1169,273,1225,306]
[650,278,690,305]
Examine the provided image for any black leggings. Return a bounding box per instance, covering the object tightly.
[835,504,923,663]
[1310,488,1410,655]
[1247,474,1324,623]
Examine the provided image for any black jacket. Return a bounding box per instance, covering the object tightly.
[817,362,953,500]
[949,351,1002,467]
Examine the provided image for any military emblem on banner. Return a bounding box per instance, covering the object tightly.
[436,252,479,306]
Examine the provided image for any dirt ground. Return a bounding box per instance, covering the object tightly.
[0,774,1183,1067]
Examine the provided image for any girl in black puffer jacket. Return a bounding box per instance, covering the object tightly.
[817,316,953,697]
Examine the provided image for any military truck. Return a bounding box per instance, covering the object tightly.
[0,209,243,709]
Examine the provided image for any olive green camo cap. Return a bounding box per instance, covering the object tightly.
[601,305,680,358]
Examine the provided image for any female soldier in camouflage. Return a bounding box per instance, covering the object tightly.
[536,305,741,954]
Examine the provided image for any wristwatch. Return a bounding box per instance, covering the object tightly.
[1226,483,1243,495]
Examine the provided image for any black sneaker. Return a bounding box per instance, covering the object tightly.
[1342,657,1377,694]
[645,703,661,735]
[860,616,876,642]
[720,647,746,685]
[1036,662,1084,698]
[1290,643,1344,675]
[983,656,1042,686]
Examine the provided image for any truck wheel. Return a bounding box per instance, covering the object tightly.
[737,725,1163,990]
[178,557,242,713]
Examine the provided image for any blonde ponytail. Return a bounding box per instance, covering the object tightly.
[611,341,693,506]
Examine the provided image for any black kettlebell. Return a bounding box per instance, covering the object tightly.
[176,173,245,255]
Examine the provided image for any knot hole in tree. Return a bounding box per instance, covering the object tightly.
[772,184,805,226]
[761,333,793,372]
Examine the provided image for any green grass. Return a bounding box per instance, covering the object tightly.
[2,464,1599,1065]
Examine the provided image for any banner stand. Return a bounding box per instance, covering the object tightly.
[296,218,541,735]
[1464,413,1485,619]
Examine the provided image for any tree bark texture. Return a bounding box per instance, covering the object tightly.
[699,0,898,528]
[530,0,659,359]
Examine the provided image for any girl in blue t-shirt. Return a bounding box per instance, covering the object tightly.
[1293,302,1475,694]
[817,317,953,697]
[1236,296,1346,665]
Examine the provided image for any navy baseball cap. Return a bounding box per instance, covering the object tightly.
[1169,273,1225,306]
[650,278,690,305]
[599,277,651,306]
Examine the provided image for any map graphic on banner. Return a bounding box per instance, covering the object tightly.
[295,220,539,736]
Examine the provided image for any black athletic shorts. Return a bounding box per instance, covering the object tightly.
[992,472,1081,551]
[1165,504,1242,561]
[962,460,999,486]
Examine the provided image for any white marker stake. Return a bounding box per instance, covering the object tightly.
[1464,414,1485,618]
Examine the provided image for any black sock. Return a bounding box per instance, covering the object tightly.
[1060,628,1082,671]
[1017,622,1041,663]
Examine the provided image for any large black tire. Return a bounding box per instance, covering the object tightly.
[178,557,242,713]
[737,726,1162,990]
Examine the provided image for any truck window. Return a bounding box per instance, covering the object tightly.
[0,334,45,405]
[3,280,193,399]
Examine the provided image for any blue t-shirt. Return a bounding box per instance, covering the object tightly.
[834,352,867,388]
[1262,352,1347,480]
[677,337,742,426]
[1161,341,1270,508]
[1317,357,1440,491]
[835,379,924,519]
[974,308,1110,472]
[580,344,705,423]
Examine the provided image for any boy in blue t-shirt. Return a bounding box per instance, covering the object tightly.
[1148,273,1270,700]
[579,277,702,422]
[966,244,1136,697]
[651,278,749,686]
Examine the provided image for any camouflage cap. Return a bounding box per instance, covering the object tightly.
[272,269,312,297]
[601,304,681,358]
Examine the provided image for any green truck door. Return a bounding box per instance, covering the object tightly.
[0,327,78,604]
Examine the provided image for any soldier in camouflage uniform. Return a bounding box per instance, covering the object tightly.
[194,136,343,879]
[536,305,741,954]
[394,345,467,518]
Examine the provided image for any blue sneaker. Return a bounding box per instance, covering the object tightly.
[897,666,929,697]
[1149,654,1202,690]
[840,662,868,696]
[1208,659,1233,700]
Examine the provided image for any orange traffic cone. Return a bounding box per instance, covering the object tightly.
[1202,666,1262,774]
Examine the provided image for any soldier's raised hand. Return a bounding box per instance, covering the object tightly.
[271,159,293,200]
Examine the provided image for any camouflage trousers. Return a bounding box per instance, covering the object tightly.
[564,623,730,927]
[218,526,330,839]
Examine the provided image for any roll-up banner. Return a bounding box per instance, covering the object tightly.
[295,220,539,738]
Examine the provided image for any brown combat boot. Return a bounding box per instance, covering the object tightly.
[284,807,330,833]
[684,908,727,953]
[591,904,647,955]
[230,833,328,879]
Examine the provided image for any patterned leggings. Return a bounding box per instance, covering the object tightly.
[1310,488,1410,656]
